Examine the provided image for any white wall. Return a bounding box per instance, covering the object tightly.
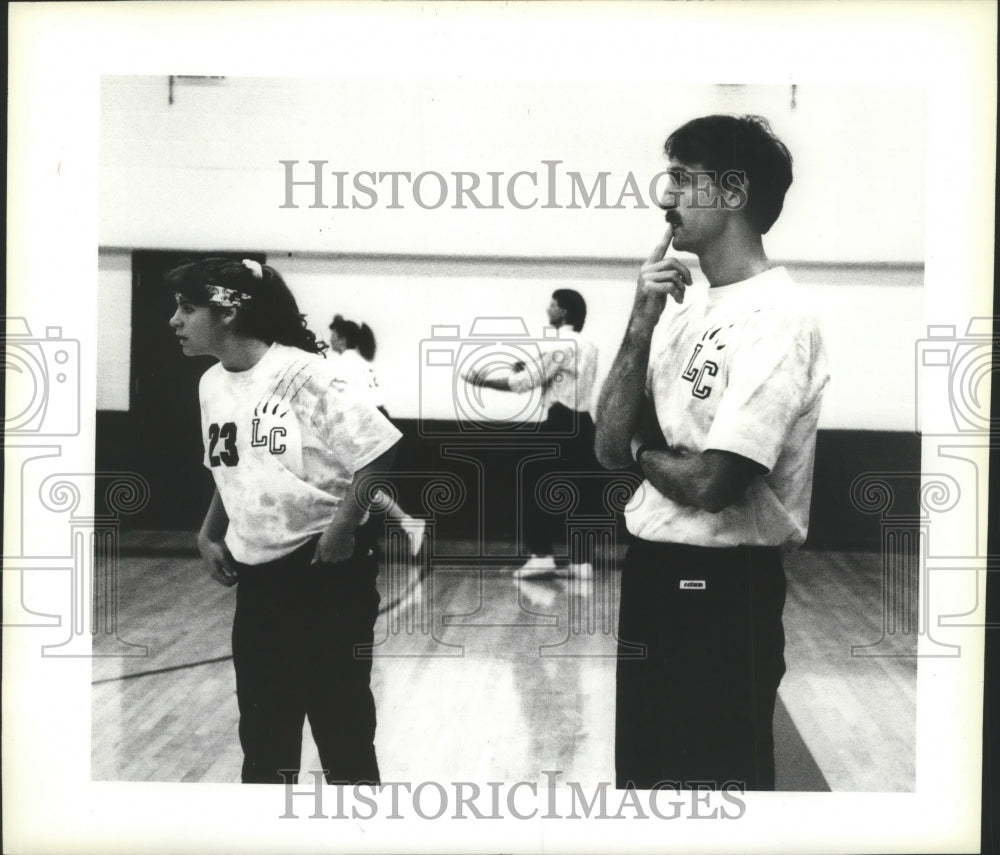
[98,77,926,429]
[98,247,923,431]
[96,250,132,412]
[100,77,926,262]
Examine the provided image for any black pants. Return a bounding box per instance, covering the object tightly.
[615,540,787,791]
[523,403,598,562]
[231,535,381,785]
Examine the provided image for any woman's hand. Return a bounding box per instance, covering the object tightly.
[198,534,238,587]
[313,521,356,565]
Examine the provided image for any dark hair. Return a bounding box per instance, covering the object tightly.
[165,258,327,355]
[552,289,587,332]
[664,114,793,234]
[329,314,377,362]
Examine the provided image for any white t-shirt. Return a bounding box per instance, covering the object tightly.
[332,349,384,409]
[199,343,402,564]
[624,266,830,547]
[508,328,599,416]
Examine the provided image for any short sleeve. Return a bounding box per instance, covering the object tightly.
[508,363,541,394]
[509,341,573,394]
[704,316,823,472]
[198,367,218,471]
[309,378,401,473]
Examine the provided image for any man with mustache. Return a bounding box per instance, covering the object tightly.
[595,114,830,791]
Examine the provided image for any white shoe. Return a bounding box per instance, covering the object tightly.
[567,562,593,580]
[518,580,558,610]
[400,518,426,558]
[513,554,557,579]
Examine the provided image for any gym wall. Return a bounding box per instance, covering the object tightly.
[96,77,927,548]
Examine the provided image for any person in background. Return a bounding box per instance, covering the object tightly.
[168,258,400,785]
[461,289,599,580]
[595,115,829,790]
[329,314,426,558]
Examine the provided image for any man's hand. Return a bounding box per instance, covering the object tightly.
[198,535,238,587]
[639,446,766,514]
[595,225,692,470]
[460,364,513,391]
[634,225,691,319]
[313,521,356,565]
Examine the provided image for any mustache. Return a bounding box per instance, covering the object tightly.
[664,209,682,226]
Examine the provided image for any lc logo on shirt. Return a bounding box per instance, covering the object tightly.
[206,419,286,468]
[250,417,286,455]
[679,324,731,400]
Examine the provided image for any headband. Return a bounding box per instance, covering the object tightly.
[205,284,252,308]
[202,259,262,307]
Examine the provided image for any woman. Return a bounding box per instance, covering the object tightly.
[168,258,400,784]
[329,314,426,558]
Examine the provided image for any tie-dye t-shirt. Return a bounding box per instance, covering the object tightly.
[625,267,830,547]
[199,343,401,564]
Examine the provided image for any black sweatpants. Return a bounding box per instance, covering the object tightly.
[615,540,787,791]
[523,403,598,562]
[231,534,381,785]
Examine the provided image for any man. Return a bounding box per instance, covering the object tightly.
[462,289,599,579]
[595,115,829,790]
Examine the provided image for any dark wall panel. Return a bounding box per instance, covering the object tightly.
[806,430,921,550]
[96,413,920,553]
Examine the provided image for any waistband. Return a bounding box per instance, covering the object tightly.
[233,531,377,581]
[626,539,784,571]
[629,538,781,555]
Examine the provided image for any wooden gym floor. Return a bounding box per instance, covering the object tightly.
[91,535,915,791]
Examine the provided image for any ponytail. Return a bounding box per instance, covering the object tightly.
[358,323,377,362]
[330,315,377,362]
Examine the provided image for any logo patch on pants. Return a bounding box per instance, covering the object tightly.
[679,580,706,590]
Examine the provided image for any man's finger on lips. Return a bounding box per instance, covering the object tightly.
[645,224,674,264]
